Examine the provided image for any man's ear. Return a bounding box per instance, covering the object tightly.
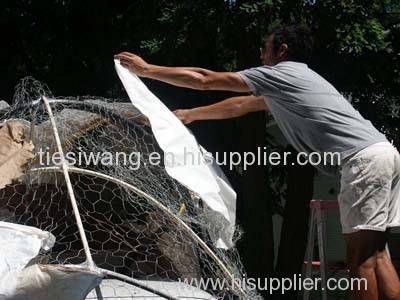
[278,43,289,59]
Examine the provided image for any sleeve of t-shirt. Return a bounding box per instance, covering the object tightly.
[237,66,281,97]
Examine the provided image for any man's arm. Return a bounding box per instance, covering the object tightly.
[173,95,268,124]
[115,52,250,92]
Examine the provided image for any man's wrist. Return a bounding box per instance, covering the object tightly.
[141,64,155,78]
[190,108,202,122]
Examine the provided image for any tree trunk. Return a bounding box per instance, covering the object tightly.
[275,146,315,299]
[236,112,275,298]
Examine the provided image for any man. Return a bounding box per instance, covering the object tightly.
[174,41,314,300]
[116,24,400,299]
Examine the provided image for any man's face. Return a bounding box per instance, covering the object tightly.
[260,34,277,66]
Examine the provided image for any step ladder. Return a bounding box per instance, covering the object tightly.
[303,199,339,300]
[302,199,392,300]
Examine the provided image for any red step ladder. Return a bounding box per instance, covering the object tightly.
[303,199,339,300]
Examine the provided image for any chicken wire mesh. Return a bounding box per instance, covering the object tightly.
[0,78,259,299]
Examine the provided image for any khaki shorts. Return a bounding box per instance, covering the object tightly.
[338,142,400,234]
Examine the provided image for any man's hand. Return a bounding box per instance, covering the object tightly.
[173,109,195,124]
[114,52,150,76]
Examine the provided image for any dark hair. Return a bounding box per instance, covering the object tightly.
[267,24,314,63]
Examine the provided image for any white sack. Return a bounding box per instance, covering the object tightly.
[0,222,55,275]
[3,264,102,300]
[0,222,56,297]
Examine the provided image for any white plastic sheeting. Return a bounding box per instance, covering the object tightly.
[115,60,236,249]
[0,221,55,297]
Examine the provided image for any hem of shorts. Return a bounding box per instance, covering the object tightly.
[342,223,400,234]
[388,223,400,229]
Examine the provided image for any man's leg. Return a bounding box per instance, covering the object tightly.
[375,231,400,299]
[344,230,400,300]
[339,143,400,299]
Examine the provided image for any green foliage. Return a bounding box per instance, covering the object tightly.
[336,20,388,54]
[140,38,164,54]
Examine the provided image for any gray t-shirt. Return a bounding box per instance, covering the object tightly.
[238,61,387,174]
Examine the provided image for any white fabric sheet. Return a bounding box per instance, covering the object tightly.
[114,60,236,249]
